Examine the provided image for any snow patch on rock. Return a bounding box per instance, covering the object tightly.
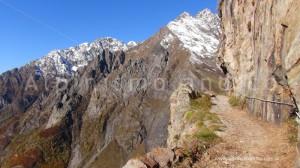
[127,41,138,48]
[160,34,175,49]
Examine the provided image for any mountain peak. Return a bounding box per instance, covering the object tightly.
[127,41,138,48]
[177,11,191,19]
[196,8,214,18]
[166,9,220,64]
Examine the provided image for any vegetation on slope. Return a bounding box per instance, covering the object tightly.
[185,95,222,143]
[173,94,223,167]
[2,125,71,168]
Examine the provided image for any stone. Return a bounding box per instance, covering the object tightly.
[174,148,185,162]
[123,159,147,168]
[139,156,159,168]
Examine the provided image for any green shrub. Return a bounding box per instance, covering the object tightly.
[194,127,218,143]
[185,95,220,125]
[190,95,212,111]
[185,95,212,122]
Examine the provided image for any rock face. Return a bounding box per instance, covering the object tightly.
[218,0,300,123]
[0,9,222,168]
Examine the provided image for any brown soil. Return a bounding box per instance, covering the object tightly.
[195,95,297,168]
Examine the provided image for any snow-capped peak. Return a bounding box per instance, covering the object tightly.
[166,9,220,64]
[195,8,213,18]
[35,37,135,77]
[94,37,129,52]
[127,41,138,48]
[177,12,191,20]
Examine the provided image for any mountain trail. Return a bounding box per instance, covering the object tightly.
[196,95,297,168]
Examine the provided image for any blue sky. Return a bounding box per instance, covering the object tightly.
[0,0,218,73]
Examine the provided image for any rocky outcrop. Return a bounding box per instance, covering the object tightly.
[167,84,205,149]
[167,84,193,148]
[218,0,300,123]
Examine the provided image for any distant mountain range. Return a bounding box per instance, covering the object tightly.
[13,9,221,78]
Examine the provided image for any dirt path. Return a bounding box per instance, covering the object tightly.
[196,95,297,168]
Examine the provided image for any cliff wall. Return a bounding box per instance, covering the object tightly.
[219,0,300,123]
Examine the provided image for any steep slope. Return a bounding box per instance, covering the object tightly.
[0,9,222,168]
[0,38,131,164]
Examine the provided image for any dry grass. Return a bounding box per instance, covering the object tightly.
[287,118,298,144]
[228,95,245,107]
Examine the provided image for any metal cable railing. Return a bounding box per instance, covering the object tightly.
[245,96,294,106]
[245,96,300,119]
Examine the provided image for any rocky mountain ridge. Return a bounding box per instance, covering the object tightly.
[0,9,223,168]
[34,38,137,77]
